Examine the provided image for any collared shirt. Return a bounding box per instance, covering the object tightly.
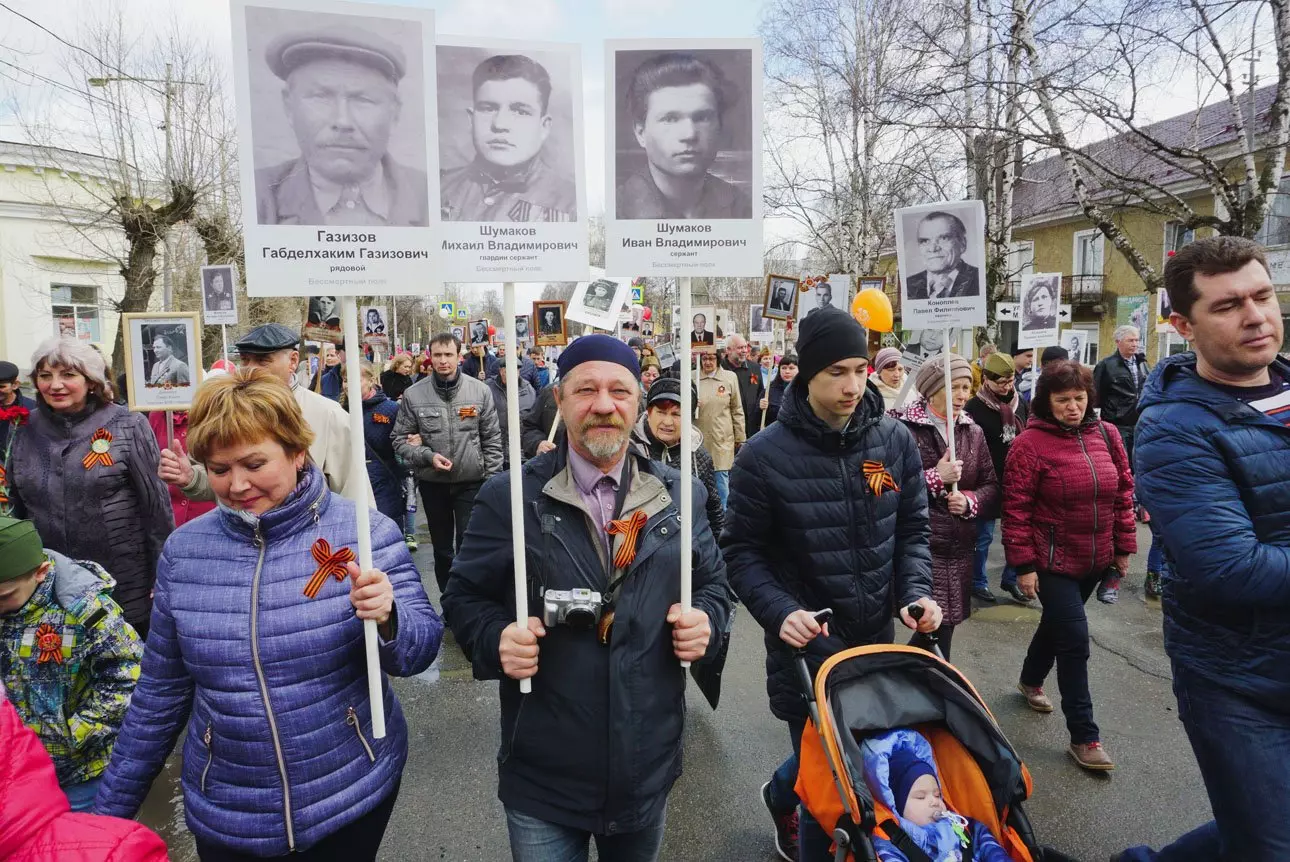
[567,445,627,544]
[310,162,391,225]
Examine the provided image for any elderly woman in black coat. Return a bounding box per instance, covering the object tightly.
[9,337,173,638]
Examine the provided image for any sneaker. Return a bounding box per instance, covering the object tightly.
[972,586,998,603]
[760,781,798,862]
[1068,741,1115,771]
[1144,572,1162,599]
[405,535,419,551]
[1004,584,1031,605]
[1097,580,1120,604]
[1017,682,1054,713]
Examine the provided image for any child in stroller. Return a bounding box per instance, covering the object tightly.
[863,728,1012,862]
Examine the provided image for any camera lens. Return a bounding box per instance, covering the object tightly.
[565,606,597,630]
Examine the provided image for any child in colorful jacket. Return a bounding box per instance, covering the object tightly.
[0,517,142,812]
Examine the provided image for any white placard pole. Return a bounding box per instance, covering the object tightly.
[546,411,562,444]
[221,325,228,363]
[504,283,533,695]
[942,328,957,492]
[679,277,693,668]
[341,296,387,738]
[391,298,399,354]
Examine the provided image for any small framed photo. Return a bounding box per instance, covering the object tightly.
[688,305,717,349]
[122,312,202,412]
[450,325,466,343]
[468,318,491,347]
[200,264,239,326]
[304,295,344,345]
[763,274,799,321]
[533,301,568,347]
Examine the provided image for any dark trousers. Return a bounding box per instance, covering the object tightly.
[195,781,400,861]
[1020,571,1099,744]
[908,624,955,661]
[420,480,482,593]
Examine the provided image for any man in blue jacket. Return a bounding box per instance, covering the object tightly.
[442,334,731,861]
[723,307,941,862]
[1121,236,1289,862]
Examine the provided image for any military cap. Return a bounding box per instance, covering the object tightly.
[0,360,18,382]
[266,27,407,83]
[234,323,300,355]
[0,517,45,584]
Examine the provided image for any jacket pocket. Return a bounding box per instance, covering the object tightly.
[346,706,377,763]
[200,723,214,793]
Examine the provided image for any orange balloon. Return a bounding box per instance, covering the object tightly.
[851,287,894,332]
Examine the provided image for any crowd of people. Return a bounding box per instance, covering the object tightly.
[0,235,1286,861]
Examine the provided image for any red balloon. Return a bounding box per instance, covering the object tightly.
[487,325,497,336]
[641,307,652,321]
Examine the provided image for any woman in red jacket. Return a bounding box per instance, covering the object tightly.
[1002,360,1136,772]
[0,689,168,862]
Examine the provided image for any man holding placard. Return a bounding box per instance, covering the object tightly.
[442,335,731,862]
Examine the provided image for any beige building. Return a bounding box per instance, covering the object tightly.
[0,141,128,372]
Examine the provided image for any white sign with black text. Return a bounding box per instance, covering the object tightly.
[895,200,987,330]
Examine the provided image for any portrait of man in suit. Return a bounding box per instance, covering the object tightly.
[253,24,429,227]
[904,211,981,300]
[690,312,715,346]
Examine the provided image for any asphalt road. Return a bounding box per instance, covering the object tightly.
[137,523,1212,861]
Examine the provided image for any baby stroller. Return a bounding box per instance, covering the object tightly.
[793,622,1077,862]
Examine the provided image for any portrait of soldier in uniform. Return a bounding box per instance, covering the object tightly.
[581,279,616,313]
[439,53,577,223]
[202,269,234,312]
[252,22,430,227]
[616,51,752,220]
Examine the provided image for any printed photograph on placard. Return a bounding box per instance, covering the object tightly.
[895,200,987,330]
[1156,286,1176,334]
[1018,272,1061,349]
[688,306,717,348]
[533,301,568,347]
[450,325,466,343]
[605,38,763,277]
[763,274,799,321]
[1060,328,1090,365]
[468,318,491,346]
[749,304,773,343]
[515,315,531,342]
[200,265,239,326]
[796,274,850,324]
[567,277,632,331]
[122,312,202,412]
[362,305,390,353]
[303,296,344,344]
[230,0,440,296]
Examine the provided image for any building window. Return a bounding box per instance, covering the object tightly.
[1255,175,1290,248]
[1165,222,1195,257]
[1072,229,1104,300]
[1006,241,1034,301]
[51,284,101,342]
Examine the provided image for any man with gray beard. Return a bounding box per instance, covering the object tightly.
[443,334,731,861]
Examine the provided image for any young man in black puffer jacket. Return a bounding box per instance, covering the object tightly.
[723,307,940,862]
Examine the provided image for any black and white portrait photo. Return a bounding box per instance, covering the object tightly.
[469,318,490,346]
[763,274,799,320]
[309,296,341,328]
[437,46,577,223]
[689,306,716,348]
[895,200,987,330]
[515,315,531,341]
[533,301,567,347]
[613,48,753,220]
[242,4,431,227]
[567,277,631,331]
[797,274,849,323]
[123,312,202,411]
[451,325,466,343]
[363,306,388,335]
[200,265,238,326]
[1022,274,1059,332]
[1061,329,1089,366]
[749,304,773,343]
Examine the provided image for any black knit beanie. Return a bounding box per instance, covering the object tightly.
[795,307,869,384]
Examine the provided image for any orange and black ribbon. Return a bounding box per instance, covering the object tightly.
[303,538,356,599]
[863,461,899,497]
[372,413,391,424]
[607,510,649,569]
[82,428,114,469]
[35,623,64,664]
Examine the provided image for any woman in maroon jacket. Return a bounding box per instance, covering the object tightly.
[1002,360,1136,772]
[892,354,999,660]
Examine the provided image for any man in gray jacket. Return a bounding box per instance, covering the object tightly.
[394,332,503,592]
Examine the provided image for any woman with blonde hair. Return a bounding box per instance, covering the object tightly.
[380,353,416,402]
[94,367,443,860]
[8,336,172,638]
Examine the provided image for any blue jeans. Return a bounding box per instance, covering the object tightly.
[1118,665,1290,861]
[1147,522,1165,573]
[974,519,1017,591]
[713,470,729,508]
[505,808,666,862]
[62,776,101,813]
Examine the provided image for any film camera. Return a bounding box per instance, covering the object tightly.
[542,588,603,630]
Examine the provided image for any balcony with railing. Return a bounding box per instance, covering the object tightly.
[1002,274,1104,308]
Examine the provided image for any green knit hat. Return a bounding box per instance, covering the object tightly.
[0,518,45,583]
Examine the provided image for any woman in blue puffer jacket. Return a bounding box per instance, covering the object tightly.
[94,368,443,860]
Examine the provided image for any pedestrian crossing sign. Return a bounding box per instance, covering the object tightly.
[440,301,455,318]
[456,308,469,320]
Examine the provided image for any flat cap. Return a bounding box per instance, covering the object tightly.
[0,518,45,584]
[235,323,300,355]
[0,360,18,382]
[266,27,406,83]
